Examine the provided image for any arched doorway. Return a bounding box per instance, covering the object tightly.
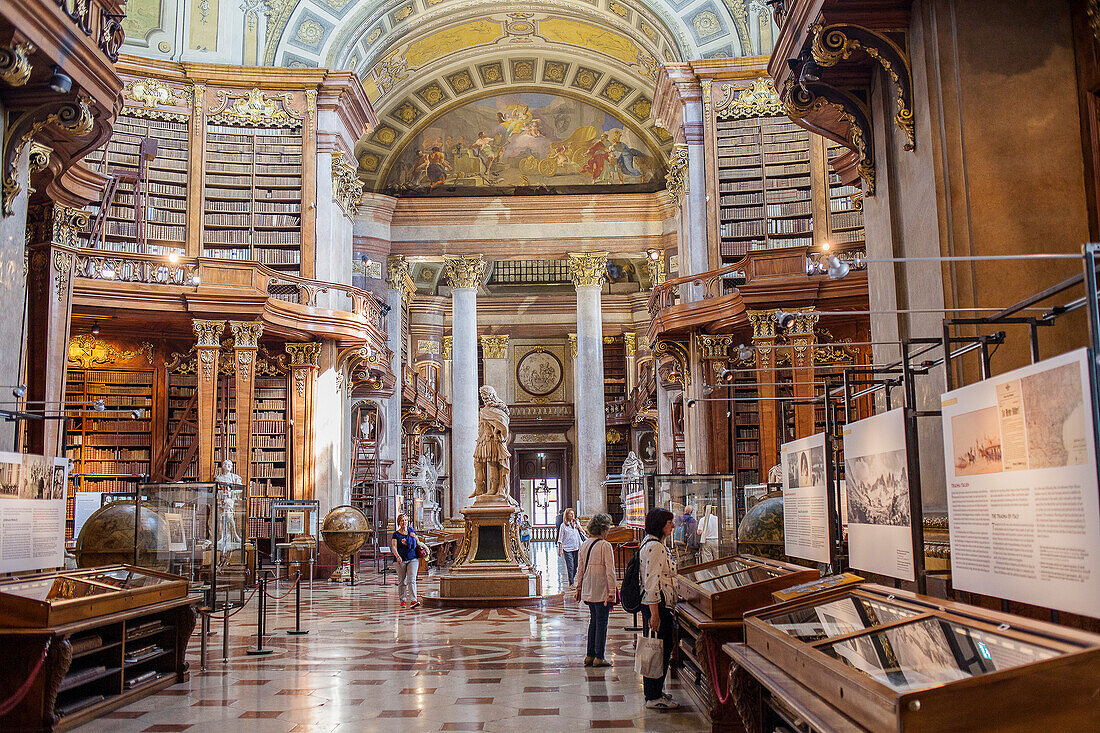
[514,448,569,536]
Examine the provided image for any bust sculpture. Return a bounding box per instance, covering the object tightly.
[215,458,243,486]
[622,451,644,478]
[470,385,512,502]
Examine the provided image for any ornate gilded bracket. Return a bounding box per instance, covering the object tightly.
[810,23,915,151]
[0,40,35,87]
[652,338,689,388]
[664,144,688,206]
[782,78,876,195]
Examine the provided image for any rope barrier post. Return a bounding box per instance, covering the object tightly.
[246,572,274,656]
[287,573,308,636]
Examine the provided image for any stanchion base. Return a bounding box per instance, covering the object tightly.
[286,630,309,635]
[245,648,275,655]
[623,625,643,631]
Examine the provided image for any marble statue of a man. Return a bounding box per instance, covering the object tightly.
[470,385,511,500]
[214,459,243,553]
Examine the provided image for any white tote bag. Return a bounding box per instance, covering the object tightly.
[634,632,664,678]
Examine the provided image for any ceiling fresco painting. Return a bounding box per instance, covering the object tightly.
[382,92,663,196]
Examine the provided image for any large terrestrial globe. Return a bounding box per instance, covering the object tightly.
[737,495,784,560]
[76,501,171,570]
[320,505,370,557]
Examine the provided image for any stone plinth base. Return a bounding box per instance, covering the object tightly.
[422,592,563,609]
[438,496,542,600]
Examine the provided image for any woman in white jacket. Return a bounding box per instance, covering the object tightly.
[574,513,617,668]
[638,507,679,710]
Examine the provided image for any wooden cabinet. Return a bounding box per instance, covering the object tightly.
[0,567,196,732]
[672,555,819,732]
[727,582,1100,732]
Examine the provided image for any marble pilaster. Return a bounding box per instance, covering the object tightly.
[569,252,608,516]
[445,254,485,513]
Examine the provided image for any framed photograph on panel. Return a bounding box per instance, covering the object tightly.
[780,433,831,563]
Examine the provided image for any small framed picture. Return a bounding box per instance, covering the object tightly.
[287,511,306,535]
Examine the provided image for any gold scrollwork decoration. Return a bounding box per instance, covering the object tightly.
[67,335,154,369]
[782,79,875,195]
[810,23,915,152]
[229,320,264,349]
[0,40,35,87]
[28,142,51,173]
[331,150,365,217]
[697,334,733,360]
[652,338,689,387]
[192,319,226,348]
[208,89,301,128]
[124,78,187,109]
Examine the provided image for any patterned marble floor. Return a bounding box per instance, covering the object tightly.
[92,543,706,732]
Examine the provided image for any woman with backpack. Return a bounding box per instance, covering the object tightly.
[638,507,679,710]
[574,513,617,668]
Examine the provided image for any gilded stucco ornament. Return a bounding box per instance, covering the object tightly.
[192,320,226,349]
[716,77,785,120]
[209,89,301,127]
[28,142,51,173]
[664,143,688,206]
[567,251,608,287]
[331,150,365,217]
[285,342,322,367]
[697,334,733,360]
[68,336,154,369]
[0,40,35,87]
[443,254,486,290]
[644,249,666,289]
[125,78,185,109]
[230,321,264,349]
[567,334,577,359]
[442,336,452,359]
[623,332,636,358]
[3,97,95,215]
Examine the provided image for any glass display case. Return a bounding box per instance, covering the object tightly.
[736,583,1100,732]
[646,474,737,565]
[0,566,187,627]
[677,555,819,621]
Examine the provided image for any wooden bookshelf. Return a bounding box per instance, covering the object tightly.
[203,124,304,274]
[825,140,865,247]
[83,111,189,256]
[63,369,154,539]
[248,375,288,541]
[715,116,814,264]
[732,374,761,487]
[164,374,197,482]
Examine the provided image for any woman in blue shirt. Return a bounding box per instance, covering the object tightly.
[390,513,420,608]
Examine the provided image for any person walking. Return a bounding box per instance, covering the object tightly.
[557,507,584,588]
[520,513,532,550]
[574,513,617,668]
[390,513,421,609]
[639,507,679,710]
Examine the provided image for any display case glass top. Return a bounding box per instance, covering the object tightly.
[72,567,179,590]
[761,591,921,642]
[675,554,819,621]
[0,576,114,602]
[681,557,757,583]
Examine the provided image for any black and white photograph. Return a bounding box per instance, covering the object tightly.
[0,456,18,499]
[786,445,824,488]
[845,448,911,527]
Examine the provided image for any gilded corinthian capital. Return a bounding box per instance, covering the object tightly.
[567,251,608,288]
[192,319,226,348]
[229,321,264,349]
[443,254,486,290]
[285,342,322,367]
[480,335,508,359]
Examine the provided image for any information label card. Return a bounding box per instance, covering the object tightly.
[941,348,1100,618]
[0,451,67,574]
[842,408,915,581]
[781,433,831,563]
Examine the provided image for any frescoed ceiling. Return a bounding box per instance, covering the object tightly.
[120,0,778,195]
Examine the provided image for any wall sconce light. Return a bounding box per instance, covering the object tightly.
[48,67,72,94]
[91,321,100,335]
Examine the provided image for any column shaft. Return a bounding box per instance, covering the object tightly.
[451,287,478,512]
[575,285,607,515]
[384,287,404,481]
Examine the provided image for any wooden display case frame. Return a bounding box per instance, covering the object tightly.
[0,566,188,628]
[741,582,1100,732]
[676,554,818,620]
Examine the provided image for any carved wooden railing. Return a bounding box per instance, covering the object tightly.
[61,0,127,62]
[72,249,385,330]
[648,262,746,318]
[605,398,628,422]
[401,367,451,424]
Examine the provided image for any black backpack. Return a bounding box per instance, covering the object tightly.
[619,538,656,614]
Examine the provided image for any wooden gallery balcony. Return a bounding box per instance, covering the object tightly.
[402,369,451,429]
[647,246,868,341]
[70,249,391,361]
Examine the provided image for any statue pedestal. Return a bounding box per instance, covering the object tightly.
[438,496,542,599]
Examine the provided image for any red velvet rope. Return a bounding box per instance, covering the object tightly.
[196,584,260,620]
[705,637,732,705]
[0,638,51,717]
[263,575,300,600]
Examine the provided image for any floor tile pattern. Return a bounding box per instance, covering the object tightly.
[89,543,705,732]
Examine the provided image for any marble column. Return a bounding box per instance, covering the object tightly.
[683,96,710,284]
[312,341,343,516]
[444,254,485,513]
[569,252,608,517]
[0,138,29,451]
[656,379,674,474]
[480,335,509,399]
[385,256,412,482]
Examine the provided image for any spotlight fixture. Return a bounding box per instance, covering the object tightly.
[48,66,72,94]
[821,241,831,252]
[686,398,697,408]
[737,343,753,361]
[647,249,661,261]
[130,408,146,419]
[100,264,115,279]
[11,384,26,398]
[799,60,822,85]
[93,399,105,411]
[826,255,850,280]
[168,252,180,264]
[91,321,100,335]
[718,368,736,384]
[775,310,796,330]
[191,273,201,285]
